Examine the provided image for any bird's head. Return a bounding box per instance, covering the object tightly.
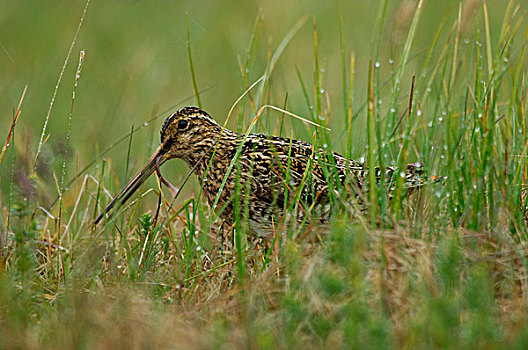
[159,106,222,160]
[95,106,224,224]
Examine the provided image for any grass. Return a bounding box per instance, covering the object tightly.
[2,0,528,348]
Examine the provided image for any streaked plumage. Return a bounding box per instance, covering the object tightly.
[96,107,426,235]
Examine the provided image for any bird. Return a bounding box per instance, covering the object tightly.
[95,106,427,236]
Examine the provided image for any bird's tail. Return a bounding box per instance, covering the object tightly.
[400,162,445,191]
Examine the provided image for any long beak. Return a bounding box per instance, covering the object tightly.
[95,144,168,224]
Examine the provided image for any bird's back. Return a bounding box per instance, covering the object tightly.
[197,132,424,235]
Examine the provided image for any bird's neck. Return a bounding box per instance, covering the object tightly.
[183,128,241,179]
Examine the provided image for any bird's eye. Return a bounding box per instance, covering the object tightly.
[177,119,189,130]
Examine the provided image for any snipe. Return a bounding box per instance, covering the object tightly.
[95,107,427,235]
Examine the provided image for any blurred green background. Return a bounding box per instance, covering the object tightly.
[0,0,516,205]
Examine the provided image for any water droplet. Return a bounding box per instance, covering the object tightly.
[378,99,382,105]
[454,207,458,212]
[478,113,483,119]
[117,265,122,269]
[375,61,380,68]
[427,87,431,92]
[503,57,509,63]
[475,127,480,133]
[442,111,447,116]
[438,117,443,122]
[443,145,448,151]
[320,88,325,94]
[440,154,445,159]
[359,157,365,163]
[435,191,441,198]
[399,171,406,178]
[389,58,394,64]
[458,176,463,182]
[427,121,433,128]
[196,246,201,251]
[417,109,422,116]
[323,143,328,148]
[390,108,396,113]
[473,184,477,189]
[143,122,148,126]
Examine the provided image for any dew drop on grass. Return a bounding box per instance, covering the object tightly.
[458,176,463,182]
[417,109,422,116]
[435,191,441,198]
[399,171,406,178]
[475,127,480,133]
[464,38,470,44]
[478,113,483,119]
[323,143,328,148]
[503,57,508,63]
[428,121,433,127]
[438,117,443,122]
[389,58,394,64]
[196,246,201,251]
[390,108,396,113]
[378,99,382,105]
[375,61,380,68]
[143,122,148,126]
[320,88,325,94]
[359,157,365,163]
[443,145,448,151]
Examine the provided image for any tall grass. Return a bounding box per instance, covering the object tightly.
[1,0,528,348]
